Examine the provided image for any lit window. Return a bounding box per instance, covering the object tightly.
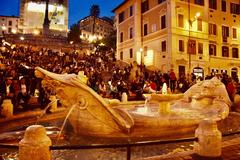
[179,40,184,52]
[178,14,184,28]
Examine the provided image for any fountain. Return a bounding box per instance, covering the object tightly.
[33,67,230,139]
[0,67,238,160]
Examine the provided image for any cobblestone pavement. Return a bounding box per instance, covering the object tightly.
[140,137,240,160]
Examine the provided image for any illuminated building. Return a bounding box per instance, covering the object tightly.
[113,0,240,78]
[79,16,114,42]
[0,15,19,36]
[19,0,68,37]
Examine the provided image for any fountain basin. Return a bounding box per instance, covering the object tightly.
[34,67,230,139]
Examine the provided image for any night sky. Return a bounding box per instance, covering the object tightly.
[0,0,123,27]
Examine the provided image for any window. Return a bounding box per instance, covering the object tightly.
[178,14,184,28]
[119,11,124,23]
[209,44,216,56]
[162,41,166,52]
[8,21,12,26]
[120,51,123,60]
[230,3,240,15]
[222,26,229,37]
[209,0,217,10]
[188,39,196,54]
[209,23,217,35]
[197,19,202,31]
[233,28,237,39]
[129,5,133,17]
[179,40,184,52]
[151,24,157,32]
[232,48,239,58]
[120,32,123,42]
[195,0,204,6]
[143,24,148,36]
[221,0,226,12]
[130,48,133,58]
[158,0,166,4]
[161,15,166,29]
[8,28,11,33]
[129,27,133,39]
[222,46,229,57]
[144,46,148,56]
[198,43,203,54]
[142,0,149,13]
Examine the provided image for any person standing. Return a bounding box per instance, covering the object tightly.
[169,69,177,93]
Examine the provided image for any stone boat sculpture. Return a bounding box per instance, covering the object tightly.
[35,67,230,139]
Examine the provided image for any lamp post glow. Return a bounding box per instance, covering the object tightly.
[20,36,25,41]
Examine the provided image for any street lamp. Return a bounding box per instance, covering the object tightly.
[189,12,200,26]
[188,0,201,74]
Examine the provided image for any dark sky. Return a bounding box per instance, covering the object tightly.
[0,0,123,27]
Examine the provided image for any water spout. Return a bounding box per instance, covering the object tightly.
[56,104,77,143]
[162,83,167,95]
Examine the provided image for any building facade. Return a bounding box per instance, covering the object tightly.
[0,15,19,36]
[79,16,114,42]
[20,0,68,37]
[113,0,240,78]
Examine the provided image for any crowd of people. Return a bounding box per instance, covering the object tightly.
[0,44,238,114]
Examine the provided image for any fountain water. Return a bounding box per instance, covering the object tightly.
[162,83,168,95]
[33,67,230,139]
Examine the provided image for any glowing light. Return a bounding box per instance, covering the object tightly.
[70,41,73,44]
[11,29,17,34]
[99,43,105,46]
[2,26,6,30]
[20,36,25,41]
[98,36,103,40]
[27,2,64,12]
[195,12,201,18]
[80,35,85,39]
[33,29,40,35]
[88,35,95,42]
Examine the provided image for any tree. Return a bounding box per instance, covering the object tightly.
[89,4,100,35]
[102,30,116,51]
[68,23,81,43]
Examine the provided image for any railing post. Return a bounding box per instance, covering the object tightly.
[127,145,131,160]
[19,125,52,160]
[122,92,128,102]
[1,99,13,117]
[194,119,222,157]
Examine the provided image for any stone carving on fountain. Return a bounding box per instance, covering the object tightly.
[35,67,230,139]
